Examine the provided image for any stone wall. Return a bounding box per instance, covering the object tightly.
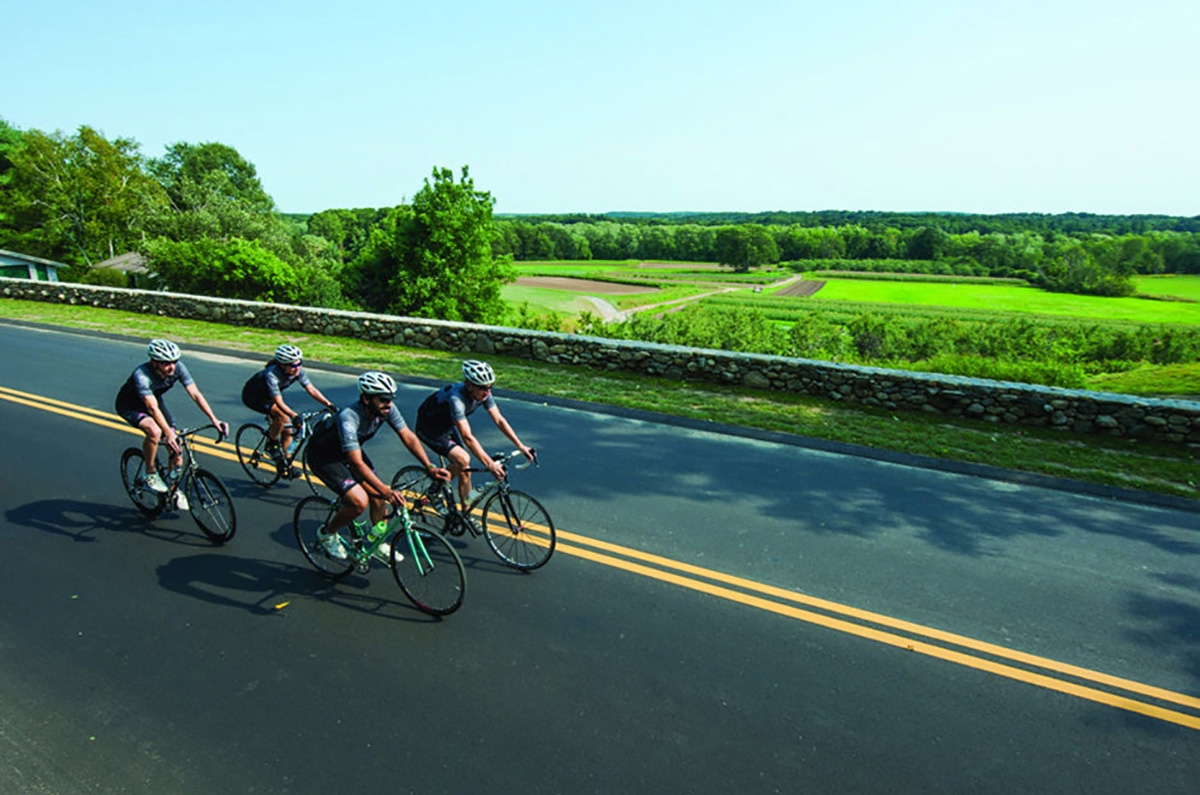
[4,277,1199,445]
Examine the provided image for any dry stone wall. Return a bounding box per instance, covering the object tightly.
[5,277,1199,445]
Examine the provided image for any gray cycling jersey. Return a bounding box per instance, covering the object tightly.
[415,382,496,435]
[242,363,312,406]
[309,400,408,459]
[115,361,195,413]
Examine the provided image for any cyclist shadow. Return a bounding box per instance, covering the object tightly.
[6,499,217,547]
[156,553,440,623]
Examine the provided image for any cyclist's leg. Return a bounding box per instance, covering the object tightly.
[135,415,164,474]
[417,428,467,507]
[156,402,183,473]
[267,402,291,448]
[447,445,471,506]
[330,483,368,533]
[307,454,360,528]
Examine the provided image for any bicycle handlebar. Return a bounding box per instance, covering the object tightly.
[176,423,229,443]
[488,448,538,471]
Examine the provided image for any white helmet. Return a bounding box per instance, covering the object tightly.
[147,339,180,362]
[462,359,495,386]
[357,371,397,398]
[274,344,303,364]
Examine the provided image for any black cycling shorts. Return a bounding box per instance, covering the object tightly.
[308,450,375,497]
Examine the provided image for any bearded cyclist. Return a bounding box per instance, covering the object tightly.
[305,371,449,561]
[114,339,230,508]
[241,343,335,477]
[414,359,534,510]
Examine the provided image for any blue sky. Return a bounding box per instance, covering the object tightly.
[6,1,1197,215]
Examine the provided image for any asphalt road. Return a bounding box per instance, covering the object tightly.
[1,321,1197,794]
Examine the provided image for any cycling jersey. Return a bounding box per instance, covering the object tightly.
[307,400,409,462]
[241,362,312,413]
[115,361,195,429]
[415,382,496,437]
[115,361,195,414]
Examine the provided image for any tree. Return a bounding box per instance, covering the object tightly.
[0,126,166,266]
[348,166,512,322]
[715,224,779,271]
[143,140,288,255]
[0,118,22,243]
[149,142,274,213]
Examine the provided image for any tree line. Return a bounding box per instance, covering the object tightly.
[0,119,507,323]
[4,115,1199,319]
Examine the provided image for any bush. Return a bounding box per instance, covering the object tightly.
[143,237,301,302]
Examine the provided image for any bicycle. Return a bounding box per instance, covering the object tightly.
[391,449,555,571]
[293,494,467,616]
[119,424,237,544]
[235,407,333,496]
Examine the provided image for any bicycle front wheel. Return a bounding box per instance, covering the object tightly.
[294,496,355,579]
[391,465,451,531]
[120,447,165,517]
[187,469,237,543]
[482,489,556,570]
[235,423,280,486]
[391,528,466,616]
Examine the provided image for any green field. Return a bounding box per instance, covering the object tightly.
[789,277,1200,325]
[1133,274,1200,301]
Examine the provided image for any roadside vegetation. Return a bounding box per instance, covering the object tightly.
[1,297,1195,503]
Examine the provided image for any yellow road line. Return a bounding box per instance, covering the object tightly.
[4,384,1198,730]
[552,529,1200,713]
[557,541,1200,731]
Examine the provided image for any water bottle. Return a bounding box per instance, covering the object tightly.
[368,520,388,543]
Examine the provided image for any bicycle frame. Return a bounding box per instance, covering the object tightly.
[236,408,329,493]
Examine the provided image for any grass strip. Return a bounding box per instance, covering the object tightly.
[1,297,1195,503]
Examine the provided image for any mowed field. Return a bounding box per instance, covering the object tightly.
[504,264,1200,328]
[786,276,1200,324]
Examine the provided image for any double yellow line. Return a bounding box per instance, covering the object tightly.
[3,383,1199,731]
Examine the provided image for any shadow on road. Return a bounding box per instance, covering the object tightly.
[6,498,219,547]
[155,552,439,623]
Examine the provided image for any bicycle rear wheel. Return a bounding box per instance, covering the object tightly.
[391,528,466,616]
[300,442,333,499]
[120,447,165,517]
[294,496,355,579]
[482,489,556,570]
[187,469,237,543]
[235,423,280,486]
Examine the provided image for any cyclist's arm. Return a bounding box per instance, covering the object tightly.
[304,382,335,410]
[396,427,451,481]
[486,405,534,462]
[345,448,402,505]
[270,393,297,421]
[455,417,503,479]
[184,382,228,437]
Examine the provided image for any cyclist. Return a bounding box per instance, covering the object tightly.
[241,343,335,477]
[414,359,533,511]
[115,339,230,507]
[305,371,449,561]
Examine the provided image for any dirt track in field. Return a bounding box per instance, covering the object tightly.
[514,276,658,294]
[774,279,825,297]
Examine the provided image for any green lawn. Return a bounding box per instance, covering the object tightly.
[794,278,1200,324]
[1133,274,1200,301]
